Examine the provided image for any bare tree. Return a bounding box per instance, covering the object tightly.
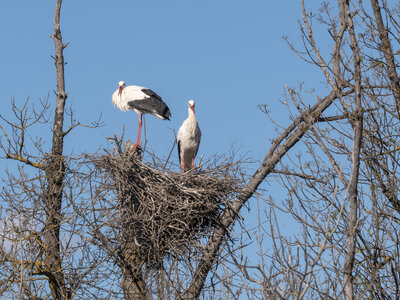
[216,1,400,299]
[0,0,70,297]
[0,1,109,299]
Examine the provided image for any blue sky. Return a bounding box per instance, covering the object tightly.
[0,0,329,289]
[0,1,325,161]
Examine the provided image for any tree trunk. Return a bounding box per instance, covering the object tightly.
[120,148,149,300]
[43,0,69,298]
[342,0,363,298]
[121,252,149,300]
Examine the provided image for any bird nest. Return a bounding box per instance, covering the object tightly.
[92,140,242,267]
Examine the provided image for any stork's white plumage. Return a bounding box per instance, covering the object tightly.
[177,100,201,172]
[112,81,171,148]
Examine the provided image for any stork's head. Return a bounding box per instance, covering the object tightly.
[188,100,195,113]
[118,81,126,95]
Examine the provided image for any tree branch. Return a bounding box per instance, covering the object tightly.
[183,87,354,299]
[370,0,400,119]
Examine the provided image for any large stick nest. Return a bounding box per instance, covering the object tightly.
[93,140,242,267]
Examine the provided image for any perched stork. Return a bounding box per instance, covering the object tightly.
[177,100,201,172]
[112,81,171,148]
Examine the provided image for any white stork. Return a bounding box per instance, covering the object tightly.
[112,81,171,148]
[177,100,201,172]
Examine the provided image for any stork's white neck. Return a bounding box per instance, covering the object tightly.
[188,107,196,120]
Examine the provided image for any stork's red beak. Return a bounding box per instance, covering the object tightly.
[118,86,123,95]
[191,106,195,114]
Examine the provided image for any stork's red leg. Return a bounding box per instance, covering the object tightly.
[181,160,185,173]
[191,157,195,169]
[136,113,143,148]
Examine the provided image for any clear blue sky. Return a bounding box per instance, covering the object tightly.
[0,0,329,284]
[0,1,325,160]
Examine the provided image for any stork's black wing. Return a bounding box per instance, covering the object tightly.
[128,88,171,120]
[141,88,163,101]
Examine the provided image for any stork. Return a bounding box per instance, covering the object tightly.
[112,81,171,148]
[177,100,201,172]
